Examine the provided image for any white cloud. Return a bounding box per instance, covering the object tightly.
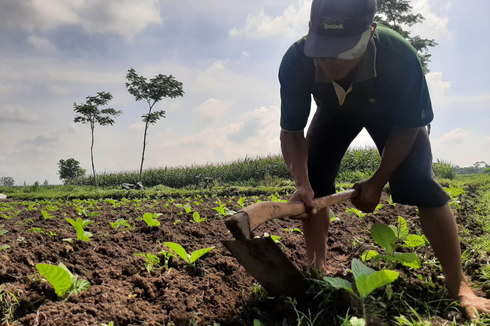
[194,98,235,120]
[130,122,145,131]
[432,128,470,145]
[27,35,56,52]
[229,0,310,39]
[426,72,451,96]
[409,0,452,40]
[0,0,162,42]
[0,104,38,123]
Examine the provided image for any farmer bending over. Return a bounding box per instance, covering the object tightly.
[279,0,490,319]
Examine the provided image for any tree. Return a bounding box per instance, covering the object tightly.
[58,158,86,182]
[375,0,438,73]
[0,176,15,187]
[73,92,122,185]
[125,68,184,181]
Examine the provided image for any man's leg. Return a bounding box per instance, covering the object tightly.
[302,207,330,269]
[419,204,490,319]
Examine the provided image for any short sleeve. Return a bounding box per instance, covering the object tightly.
[279,40,315,132]
[386,55,433,128]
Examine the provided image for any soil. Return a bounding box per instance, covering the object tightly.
[0,192,486,325]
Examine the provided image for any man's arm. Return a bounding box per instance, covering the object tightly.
[352,125,421,212]
[280,130,317,215]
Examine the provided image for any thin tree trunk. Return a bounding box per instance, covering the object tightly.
[91,123,96,186]
[140,120,149,182]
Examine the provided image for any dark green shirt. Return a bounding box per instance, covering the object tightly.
[279,24,433,132]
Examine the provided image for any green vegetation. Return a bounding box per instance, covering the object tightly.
[163,242,214,267]
[36,262,91,298]
[66,217,94,241]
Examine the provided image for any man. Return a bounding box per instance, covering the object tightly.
[279,0,490,320]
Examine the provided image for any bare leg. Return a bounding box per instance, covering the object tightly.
[302,207,330,269]
[419,204,490,320]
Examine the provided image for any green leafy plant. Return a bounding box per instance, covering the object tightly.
[135,253,160,274]
[65,217,94,241]
[110,218,131,232]
[36,262,91,298]
[237,197,247,208]
[0,245,10,252]
[444,185,465,210]
[0,225,8,237]
[142,212,161,227]
[323,259,399,321]
[213,206,236,217]
[346,207,368,219]
[41,210,55,220]
[362,217,425,269]
[101,322,114,326]
[190,212,207,223]
[160,251,177,270]
[255,232,281,244]
[284,227,303,235]
[163,242,214,267]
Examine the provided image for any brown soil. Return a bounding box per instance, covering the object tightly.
[0,192,484,325]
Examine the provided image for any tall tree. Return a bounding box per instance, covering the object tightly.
[0,176,15,187]
[375,0,438,73]
[58,158,86,183]
[125,68,184,181]
[73,92,122,185]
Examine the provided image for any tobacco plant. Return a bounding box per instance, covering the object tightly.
[142,213,161,227]
[163,242,214,267]
[41,210,55,220]
[323,259,399,321]
[110,218,131,232]
[36,262,91,299]
[189,212,207,223]
[362,217,425,269]
[66,217,94,241]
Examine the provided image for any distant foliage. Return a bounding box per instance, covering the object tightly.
[66,148,383,188]
[456,161,490,175]
[58,158,86,182]
[432,158,457,180]
[0,176,15,187]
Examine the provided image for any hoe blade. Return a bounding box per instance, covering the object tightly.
[221,237,309,297]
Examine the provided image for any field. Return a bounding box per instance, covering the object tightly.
[1,170,490,325]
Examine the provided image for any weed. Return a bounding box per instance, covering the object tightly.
[135,253,160,274]
[0,284,19,325]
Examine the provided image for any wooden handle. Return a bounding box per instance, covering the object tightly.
[247,189,358,231]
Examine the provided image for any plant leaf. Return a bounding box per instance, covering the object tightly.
[323,277,355,295]
[356,270,399,299]
[361,250,379,261]
[164,242,188,262]
[371,223,396,254]
[404,234,425,248]
[393,253,421,268]
[36,263,72,298]
[398,217,409,240]
[189,247,215,264]
[351,259,375,281]
[71,279,91,295]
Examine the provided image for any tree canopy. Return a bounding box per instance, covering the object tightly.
[58,158,86,181]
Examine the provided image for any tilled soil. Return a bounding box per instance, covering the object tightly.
[0,192,484,325]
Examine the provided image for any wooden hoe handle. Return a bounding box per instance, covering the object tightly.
[225,189,358,240]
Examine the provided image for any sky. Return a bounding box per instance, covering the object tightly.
[0,0,489,185]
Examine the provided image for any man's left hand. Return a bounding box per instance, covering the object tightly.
[351,179,384,213]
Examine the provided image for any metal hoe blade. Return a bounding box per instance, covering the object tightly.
[221,237,309,297]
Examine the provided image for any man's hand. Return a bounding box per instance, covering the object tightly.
[351,179,384,213]
[289,185,317,220]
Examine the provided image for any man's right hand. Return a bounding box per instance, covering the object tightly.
[289,185,317,220]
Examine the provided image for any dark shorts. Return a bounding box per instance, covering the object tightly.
[306,107,450,208]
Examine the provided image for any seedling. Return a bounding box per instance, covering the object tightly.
[110,218,131,232]
[284,227,303,235]
[255,232,281,244]
[36,262,91,298]
[163,242,214,267]
[160,251,177,270]
[362,217,425,269]
[330,209,340,222]
[0,245,10,252]
[101,322,114,326]
[190,212,207,223]
[346,207,367,219]
[41,210,55,220]
[184,205,193,214]
[142,213,161,227]
[27,227,45,235]
[323,259,399,321]
[65,217,94,241]
[0,225,8,236]
[213,206,236,217]
[237,197,247,208]
[135,253,160,274]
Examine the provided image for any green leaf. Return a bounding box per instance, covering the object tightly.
[349,317,366,326]
[388,225,398,237]
[253,320,264,326]
[164,242,189,262]
[351,259,375,281]
[385,283,393,300]
[189,247,215,264]
[143,213,160,227]
[0,245,10,251]
[36,263,72,298]
[323,277,355,295]
[404,234,425,248]
[397,216,409,240]
[393,253,421,268]
[361,250,379,261]
[371,223,396,254]
[356,270,399,299]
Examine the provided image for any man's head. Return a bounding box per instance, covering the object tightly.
[304,0,376,60]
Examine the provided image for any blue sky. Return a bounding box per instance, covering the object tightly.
[0,0,489,185]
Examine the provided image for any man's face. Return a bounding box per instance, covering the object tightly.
[314,56,363,81]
